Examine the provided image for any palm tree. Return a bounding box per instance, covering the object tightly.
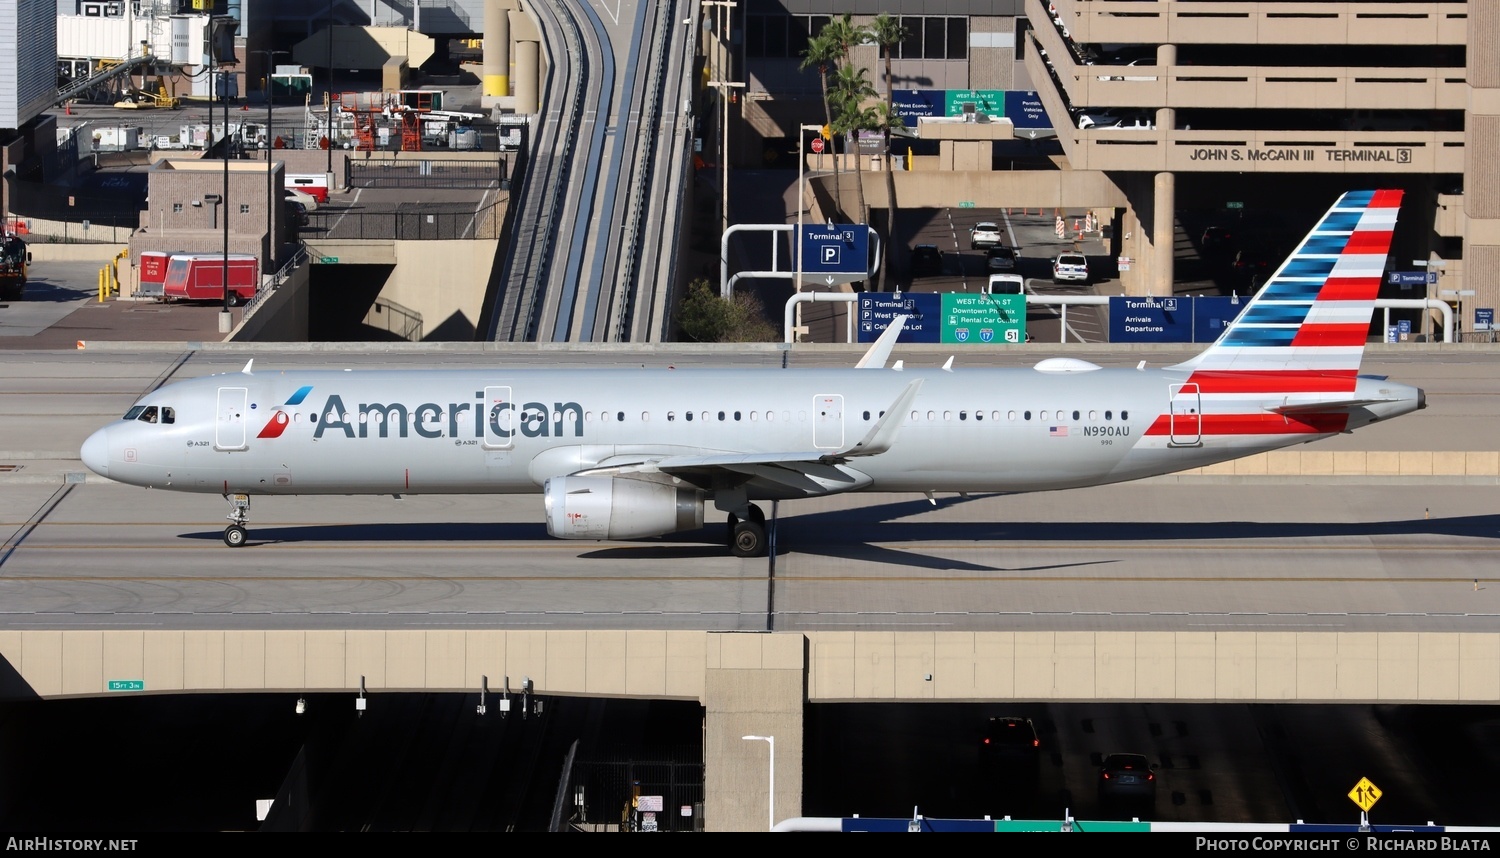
[869,14,908,292]
[829,62,879,230]
[799,28,844,215]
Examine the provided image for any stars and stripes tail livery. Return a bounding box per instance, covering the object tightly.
[1149,189,1413,444]
[77,190,1424,557]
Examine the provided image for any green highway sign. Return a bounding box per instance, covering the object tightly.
[1226,201,1244,209]
[958,201,976,208]
[941,293,1026,344]
[108,680,144,692]
[319,256,339,264]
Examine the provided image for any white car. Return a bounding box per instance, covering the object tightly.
[284,188,319,212]
[970,221,1002,250]
[1052,252,1090,283]
[1096,59,1157,82]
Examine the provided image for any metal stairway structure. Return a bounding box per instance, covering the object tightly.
[53,51,160,108]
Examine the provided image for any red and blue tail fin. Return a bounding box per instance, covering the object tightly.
[1171,188,1403,376]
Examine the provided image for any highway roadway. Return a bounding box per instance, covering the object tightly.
[2,345,1496,635]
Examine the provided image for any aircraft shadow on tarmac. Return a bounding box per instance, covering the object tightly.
[173,498,1500,571]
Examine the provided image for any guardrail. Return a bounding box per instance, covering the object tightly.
[242,244,310,321]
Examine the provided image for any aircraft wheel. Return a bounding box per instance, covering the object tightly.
[725,513,739,546]
[731,519,767,558]
[224,525,248,547]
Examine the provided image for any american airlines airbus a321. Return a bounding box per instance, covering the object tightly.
[81,190,1424,557]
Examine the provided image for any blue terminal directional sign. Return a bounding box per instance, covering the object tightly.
[857,293,941,343]
[1109,295,1194,343]
[1388,270,1436,287]
[799,224,870,286]
[1192,296,1248,343]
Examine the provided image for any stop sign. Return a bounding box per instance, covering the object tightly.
[810,137,825,154]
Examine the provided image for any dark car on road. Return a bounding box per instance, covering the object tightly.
[910,244,944,278]
[1098,752,1157,806]
[986,245,1017,272]
[980,716,1041,782]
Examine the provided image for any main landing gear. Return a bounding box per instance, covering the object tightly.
[725,504,767,558]
[223,493,250,547]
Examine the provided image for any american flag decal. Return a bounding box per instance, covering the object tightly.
[1049,425,1068,437]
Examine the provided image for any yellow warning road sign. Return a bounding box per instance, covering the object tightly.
[1348,777,1382,812]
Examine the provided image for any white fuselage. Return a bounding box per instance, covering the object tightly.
[79,364,1422,501]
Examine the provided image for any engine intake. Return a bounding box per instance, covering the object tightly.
[544,476,704,540]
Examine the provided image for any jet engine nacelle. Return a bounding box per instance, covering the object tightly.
[544,476,704,540]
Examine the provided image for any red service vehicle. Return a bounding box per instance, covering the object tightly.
[161,254,260,306]
[285,173,330,204]
[135,250,172,300]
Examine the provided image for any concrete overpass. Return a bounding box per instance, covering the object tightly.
[4,627,1496,832]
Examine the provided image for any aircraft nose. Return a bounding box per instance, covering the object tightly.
[80,428,110,477]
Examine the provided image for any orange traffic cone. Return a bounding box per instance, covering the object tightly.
[65,101,71,115]
[1073,218,1082,233]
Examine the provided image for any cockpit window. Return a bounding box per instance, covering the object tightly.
[130,406,176,424]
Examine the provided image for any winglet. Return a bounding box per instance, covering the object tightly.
[856,314,907,369]
[826,378,924,459]
[242,359,254,375]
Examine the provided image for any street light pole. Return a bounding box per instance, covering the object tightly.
[700,1,742,237]
[707,80,745,238]
[792,124,823,344]
[742,734,774,831]
[254,49,289,271]
[326,0,334,174]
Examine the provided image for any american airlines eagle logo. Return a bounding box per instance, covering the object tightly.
[256,386,314,439]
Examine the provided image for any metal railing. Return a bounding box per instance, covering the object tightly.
[303,200,504,241]
[783,292,1458,345]
[242,244,311,321]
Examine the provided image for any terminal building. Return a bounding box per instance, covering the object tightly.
[736,0,1492,335]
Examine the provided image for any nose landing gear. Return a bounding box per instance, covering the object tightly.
[223,493,251,547]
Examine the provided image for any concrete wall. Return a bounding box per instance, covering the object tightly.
[384,238,500,340]
[3,627,1497,831]
[231,260,311,342]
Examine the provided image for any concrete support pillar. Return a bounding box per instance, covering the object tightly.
[483,0,510,97]
[514,37,539,114]
[1155,44,1177,130]
[703,635,805,832]
[1152,171,1176,296]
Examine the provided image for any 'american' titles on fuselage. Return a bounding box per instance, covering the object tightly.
[299,392,584,441]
